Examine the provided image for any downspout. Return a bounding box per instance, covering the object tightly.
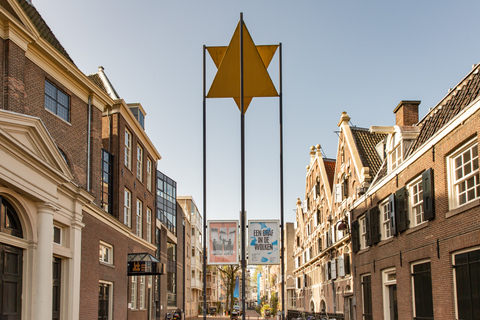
[87,95,92,192]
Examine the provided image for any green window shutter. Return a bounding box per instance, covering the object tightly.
[366,210,372,247]
[422,168,435,221]
[351,220,360,253]
[370,206,381,244]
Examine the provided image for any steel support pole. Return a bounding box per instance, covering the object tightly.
[239,12,247,320]
[203,44,207,320]
[279,42,285,320]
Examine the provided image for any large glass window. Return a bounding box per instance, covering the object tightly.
[167,242,177,306]
[101,149,113,215]
[156,171,177,235]
[45,80,70,122]
[380,199,392,240]
[454,248,480,320]
[409,176,424,226]
[125,129,132,170]
[136,199,143,238]
[139,276,146,309]
[124,189,131,227]
[412,261,433,320]
[449,140,479,208]
[137,145,143,182]
[130,276,137,309]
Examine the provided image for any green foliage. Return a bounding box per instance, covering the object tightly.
[270,293,278,316]
[260,304,271,317]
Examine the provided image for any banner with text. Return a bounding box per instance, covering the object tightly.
[248,220,280,265]
[207,220,239,265]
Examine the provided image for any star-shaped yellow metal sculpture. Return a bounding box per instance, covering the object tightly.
[207,21,279,114]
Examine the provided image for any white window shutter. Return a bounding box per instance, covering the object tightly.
[331,259,337,279]
[334,184,342,203]
[313,185,317,200]
[338,255,345,277]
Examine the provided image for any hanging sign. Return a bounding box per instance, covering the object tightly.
[248,220,280,265]
[207,220,239,265]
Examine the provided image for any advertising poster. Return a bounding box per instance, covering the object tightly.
[248,220,280,265]
[207,220,238,265]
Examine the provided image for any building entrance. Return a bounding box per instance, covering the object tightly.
[0,243,23,319]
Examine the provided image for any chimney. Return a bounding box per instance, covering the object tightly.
[393,100,420,126]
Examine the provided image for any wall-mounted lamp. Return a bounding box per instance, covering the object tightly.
[337,220,350,234]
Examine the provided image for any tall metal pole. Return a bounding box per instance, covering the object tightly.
[279,42,285,320]
[239,12,246,320]
[203,44,208,320]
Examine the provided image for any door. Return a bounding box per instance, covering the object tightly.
[0,244,23,320]
[388,284,398,320]
[98,283,110,320]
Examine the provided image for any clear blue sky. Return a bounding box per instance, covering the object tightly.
[35,0,480,223]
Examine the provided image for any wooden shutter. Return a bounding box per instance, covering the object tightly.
[351,220,360,253]
[331,259,337,279]
[370,206,381,244]
[388,193,397,235]
[338,255,345,277]
[395,187,408,233]
[334,184,342,203]
[365,210,372,247]
[422,168,435,221]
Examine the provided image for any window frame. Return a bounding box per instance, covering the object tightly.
[411,260,434,320]
[147,158,153,192]
[99,241,113,265]
[137,145,143,182]
[130,276,137,309]
[382,268,398,320]
[408,175,425,227]
[359,216,367,249]
[44,79,70,122]
[452,246,480,320]
[380,198,392,240]
[146,208,152,243]
[136,199,143,238]
[124,188,131,227]
[447,138,480,209]
[125,129,132,170]
[99,281,113,320]
[361,274,373,320]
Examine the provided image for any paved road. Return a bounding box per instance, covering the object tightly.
[187,309,265,320]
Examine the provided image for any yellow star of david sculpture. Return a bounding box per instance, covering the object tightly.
[207,21,279,114]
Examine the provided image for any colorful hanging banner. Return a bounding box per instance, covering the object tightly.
[207,220,239,265]
[248,220,280,265]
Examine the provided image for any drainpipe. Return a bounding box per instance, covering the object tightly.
[87,95,92,192]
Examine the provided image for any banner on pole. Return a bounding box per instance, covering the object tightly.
[207,220,239,265]
[248,220,280,265]
[233,275,240,298]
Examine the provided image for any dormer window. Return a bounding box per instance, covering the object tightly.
[391,144,402,170]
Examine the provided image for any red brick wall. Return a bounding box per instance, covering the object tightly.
[352,108,480,320]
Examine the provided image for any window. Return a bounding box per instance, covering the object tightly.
[99,282,112,320]
[136,199,143,238]
[125,129,132,170]
[45,80,70,122]
[99,242,113,265]
[53,225,62,245]
[167,242,177,306]
[139,276,146,309]
[380,199,392,240]
[361,274,373,320]
[448,140,479,208]
[409,176,424,226]
[360,216,367,249]
[453,248,480,320]
[390,144,402,171]
[124,189,131,227]
[146,208,152,243]
[147,158,153,192]
[382,268,398,320]
[101,149,113,214]
[137,145,143,182]
[411,261,433,320]
[130,276,137,309]
[52,257,61,320]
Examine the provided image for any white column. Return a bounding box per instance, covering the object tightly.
[34,203,54,320]
[68,220,84,320]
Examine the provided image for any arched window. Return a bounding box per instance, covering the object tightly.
[0,196,23,238]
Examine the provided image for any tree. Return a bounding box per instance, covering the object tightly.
[216,265,241,314]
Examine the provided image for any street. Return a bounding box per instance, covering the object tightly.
[186,309,267,320]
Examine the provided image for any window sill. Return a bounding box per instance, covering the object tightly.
[99,261,115,268]
[406,221,429,235]
[378,237,394,247]
[446,199,480,218]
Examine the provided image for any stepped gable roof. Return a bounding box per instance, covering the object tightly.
[324,158,336,191]
[408,64,480,155]
[351,127,387,177]
[17,0,74,64]
[88,74,107,93]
